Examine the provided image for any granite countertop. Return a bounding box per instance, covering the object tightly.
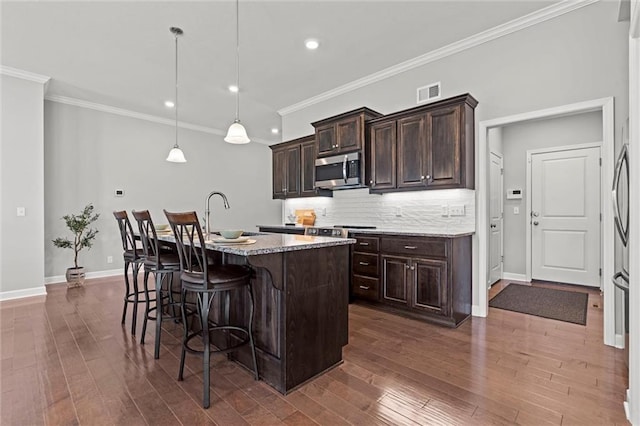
[156,232,355,256]
[256,224,474,238]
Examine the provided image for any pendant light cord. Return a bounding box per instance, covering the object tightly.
[174,29,179,148]
[235,0,240,122]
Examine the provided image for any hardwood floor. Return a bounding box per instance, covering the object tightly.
[0,276,629,425]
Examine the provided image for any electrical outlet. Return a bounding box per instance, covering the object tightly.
[395,207,402,217]
[450,205,466,216]
[513,207,520,215]
[16,207,26,217]
[107,256,113,264]
[114,189,125,197]
[441,205,449,217]
[322,208,327,217]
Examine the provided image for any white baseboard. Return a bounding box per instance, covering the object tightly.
[45,268,122,285]
[624,389,630,421]
[615,333,626,349]
[471,305,487,317]
[0,286,47,301]
[502,272,529,282]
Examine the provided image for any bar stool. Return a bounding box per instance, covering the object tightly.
[113,210,146,335]
[132,210,182,359]
[164,210,258,409]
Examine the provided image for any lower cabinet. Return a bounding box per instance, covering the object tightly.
[352,233,471,327]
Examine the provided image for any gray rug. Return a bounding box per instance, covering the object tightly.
[489,284,588,325]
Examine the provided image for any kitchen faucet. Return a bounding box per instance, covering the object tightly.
[204,191,230,237]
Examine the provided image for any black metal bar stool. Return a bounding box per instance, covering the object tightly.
[132,210,182,359]
[164,210,258,409]
[113,210,146,335]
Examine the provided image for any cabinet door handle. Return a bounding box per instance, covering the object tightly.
[359,242,369,246]
[405,264,410,269]
[359,262,369,266]
[359,285,370,290]
[411,266,415,271]
[404,246,417,250]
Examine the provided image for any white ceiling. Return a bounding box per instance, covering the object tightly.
[1,1,558,143]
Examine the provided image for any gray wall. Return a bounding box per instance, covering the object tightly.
[44,101,280,278]
[1,74,46,294]
[281,1,629,309]
[501,111,603,276]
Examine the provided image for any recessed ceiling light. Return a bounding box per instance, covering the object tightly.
[271,128,279,134]
[305,39,319,50]
[228,85,239,93]
[164,100,175,108]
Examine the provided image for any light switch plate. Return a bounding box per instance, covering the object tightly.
[17,207,26,217]
[441,205,449,217]
[514,207,520,215]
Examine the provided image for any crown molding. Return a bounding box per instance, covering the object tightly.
[45,94,271,145]
[0,65,50,85]
[278,0,599,116]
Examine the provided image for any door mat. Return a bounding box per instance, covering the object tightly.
[489,284,588,325]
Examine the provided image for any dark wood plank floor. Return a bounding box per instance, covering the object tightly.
[0,276,629,425]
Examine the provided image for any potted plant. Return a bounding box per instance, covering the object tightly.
[52,203,100,287]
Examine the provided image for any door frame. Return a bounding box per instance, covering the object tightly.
[475,96,615,347]
[525,142,602,283]
[489,150,503,287]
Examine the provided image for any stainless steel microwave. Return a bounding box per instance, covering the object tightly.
[314,152,362,189]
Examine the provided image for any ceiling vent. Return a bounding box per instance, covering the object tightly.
[417,82,441,104]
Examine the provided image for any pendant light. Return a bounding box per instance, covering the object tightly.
[224,0,250,144]
[166,27,187,162]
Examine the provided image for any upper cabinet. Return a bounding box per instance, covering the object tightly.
[270,135,332,199]
[368,94,477,193]
[312,107,382,158]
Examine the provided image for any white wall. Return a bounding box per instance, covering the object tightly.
[44,101,280,279]
[281,1,629,314]
[1,74,46,297]
[501,111,603,275]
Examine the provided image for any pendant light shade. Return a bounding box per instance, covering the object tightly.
[225,0,250,144]
[166,26,187,163]
[225,120,250,144]
[166,146,187,162]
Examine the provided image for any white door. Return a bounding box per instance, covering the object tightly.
[530,146,601,287]
[489,152,503,287]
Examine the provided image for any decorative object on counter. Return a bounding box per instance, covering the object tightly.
[164,210,258,408]
[224,0,250,144]
[52,203,100,288]
[166,26,187,163]
[204,190,230,238]
[295,209,316,226]
[220,229,243,239]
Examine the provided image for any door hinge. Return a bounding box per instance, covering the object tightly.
[500,168,504,175]
[599,268,602,276]
[599,158,602,166]
[600,213,602,221]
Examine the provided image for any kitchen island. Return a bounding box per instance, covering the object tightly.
[157,232,355,394]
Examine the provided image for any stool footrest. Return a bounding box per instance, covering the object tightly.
[183,326,250,356]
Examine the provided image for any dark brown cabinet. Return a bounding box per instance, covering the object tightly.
[351,236,380,302]
[351,232,471,327]
[270,135,331,199]
[312,107,381,158]
[368,121,396,190]
[368,94,477,193]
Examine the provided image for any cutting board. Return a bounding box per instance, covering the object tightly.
[295,209,316,226]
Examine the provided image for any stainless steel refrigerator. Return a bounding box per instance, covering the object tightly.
[613,122,630,366]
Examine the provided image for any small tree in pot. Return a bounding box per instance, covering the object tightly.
[52,204,100,287]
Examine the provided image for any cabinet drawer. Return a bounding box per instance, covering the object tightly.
[352,276,379,301]
[352,252,378,277]
[380,237,446,258]
[353,236,379,253]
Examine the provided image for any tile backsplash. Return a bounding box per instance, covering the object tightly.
[283,188,475,234]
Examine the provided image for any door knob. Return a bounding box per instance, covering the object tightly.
[490,224,496,228]
[533,221,539,226]
[532,211,539,217]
